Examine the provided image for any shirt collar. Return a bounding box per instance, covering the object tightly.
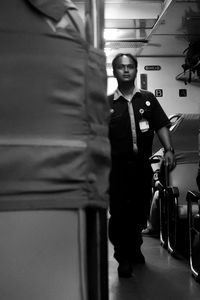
[113,86,141,102]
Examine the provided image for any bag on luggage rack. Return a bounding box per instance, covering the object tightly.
[182,40,200,83]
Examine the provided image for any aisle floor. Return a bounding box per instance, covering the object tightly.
[109,236,200,300]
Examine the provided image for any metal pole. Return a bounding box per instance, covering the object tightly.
[85,0,105,49]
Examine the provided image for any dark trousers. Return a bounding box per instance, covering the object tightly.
[108,158,152,263]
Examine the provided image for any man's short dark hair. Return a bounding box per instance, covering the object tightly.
[112,53,138,71]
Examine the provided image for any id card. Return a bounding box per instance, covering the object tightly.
[139,118,149,132]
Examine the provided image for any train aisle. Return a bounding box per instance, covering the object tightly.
[109,236,200,300]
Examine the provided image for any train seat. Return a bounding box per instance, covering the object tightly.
[186,190,200,282]
[186,130,200,281]
[167,161,199,257]
[166,114,200,257]
[150,114,200,254]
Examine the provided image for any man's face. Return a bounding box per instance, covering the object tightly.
[113,55,137,84]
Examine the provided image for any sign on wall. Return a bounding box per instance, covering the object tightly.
[155,89,163,97]
[179,89,187,97]
[144,65,161,71]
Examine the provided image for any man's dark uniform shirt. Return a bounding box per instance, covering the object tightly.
[108,90,170,161]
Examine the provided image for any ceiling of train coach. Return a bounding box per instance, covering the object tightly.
[74,0,200,63]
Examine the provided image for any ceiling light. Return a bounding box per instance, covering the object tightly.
[104,29,120,40]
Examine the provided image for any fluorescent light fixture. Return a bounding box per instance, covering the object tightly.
[104,29,120,40]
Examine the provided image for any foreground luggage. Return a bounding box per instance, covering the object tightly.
[0,208,108,300]
[0,1,110,299]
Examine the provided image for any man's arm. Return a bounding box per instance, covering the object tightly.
[156,126,176,170]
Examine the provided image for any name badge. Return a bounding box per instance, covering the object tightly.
[139,118,149,132]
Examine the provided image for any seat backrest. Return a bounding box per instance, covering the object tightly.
[168,114,200,204]
[169,163,198,204]
[197,129,200,191]
[199,128,200,156]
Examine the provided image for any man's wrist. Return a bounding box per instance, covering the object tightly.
[164,146,175,154]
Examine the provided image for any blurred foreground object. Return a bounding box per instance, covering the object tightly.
[0,1,110,299]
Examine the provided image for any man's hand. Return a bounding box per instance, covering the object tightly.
[164,150,176,171]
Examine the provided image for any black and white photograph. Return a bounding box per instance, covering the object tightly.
[0,1,200,299]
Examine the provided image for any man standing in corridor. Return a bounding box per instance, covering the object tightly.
[108,53,176,278]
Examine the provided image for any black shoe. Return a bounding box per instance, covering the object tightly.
[132,251,145,265]
[118,261,133,278]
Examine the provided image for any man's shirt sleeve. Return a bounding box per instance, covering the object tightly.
[148,92,171,131]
